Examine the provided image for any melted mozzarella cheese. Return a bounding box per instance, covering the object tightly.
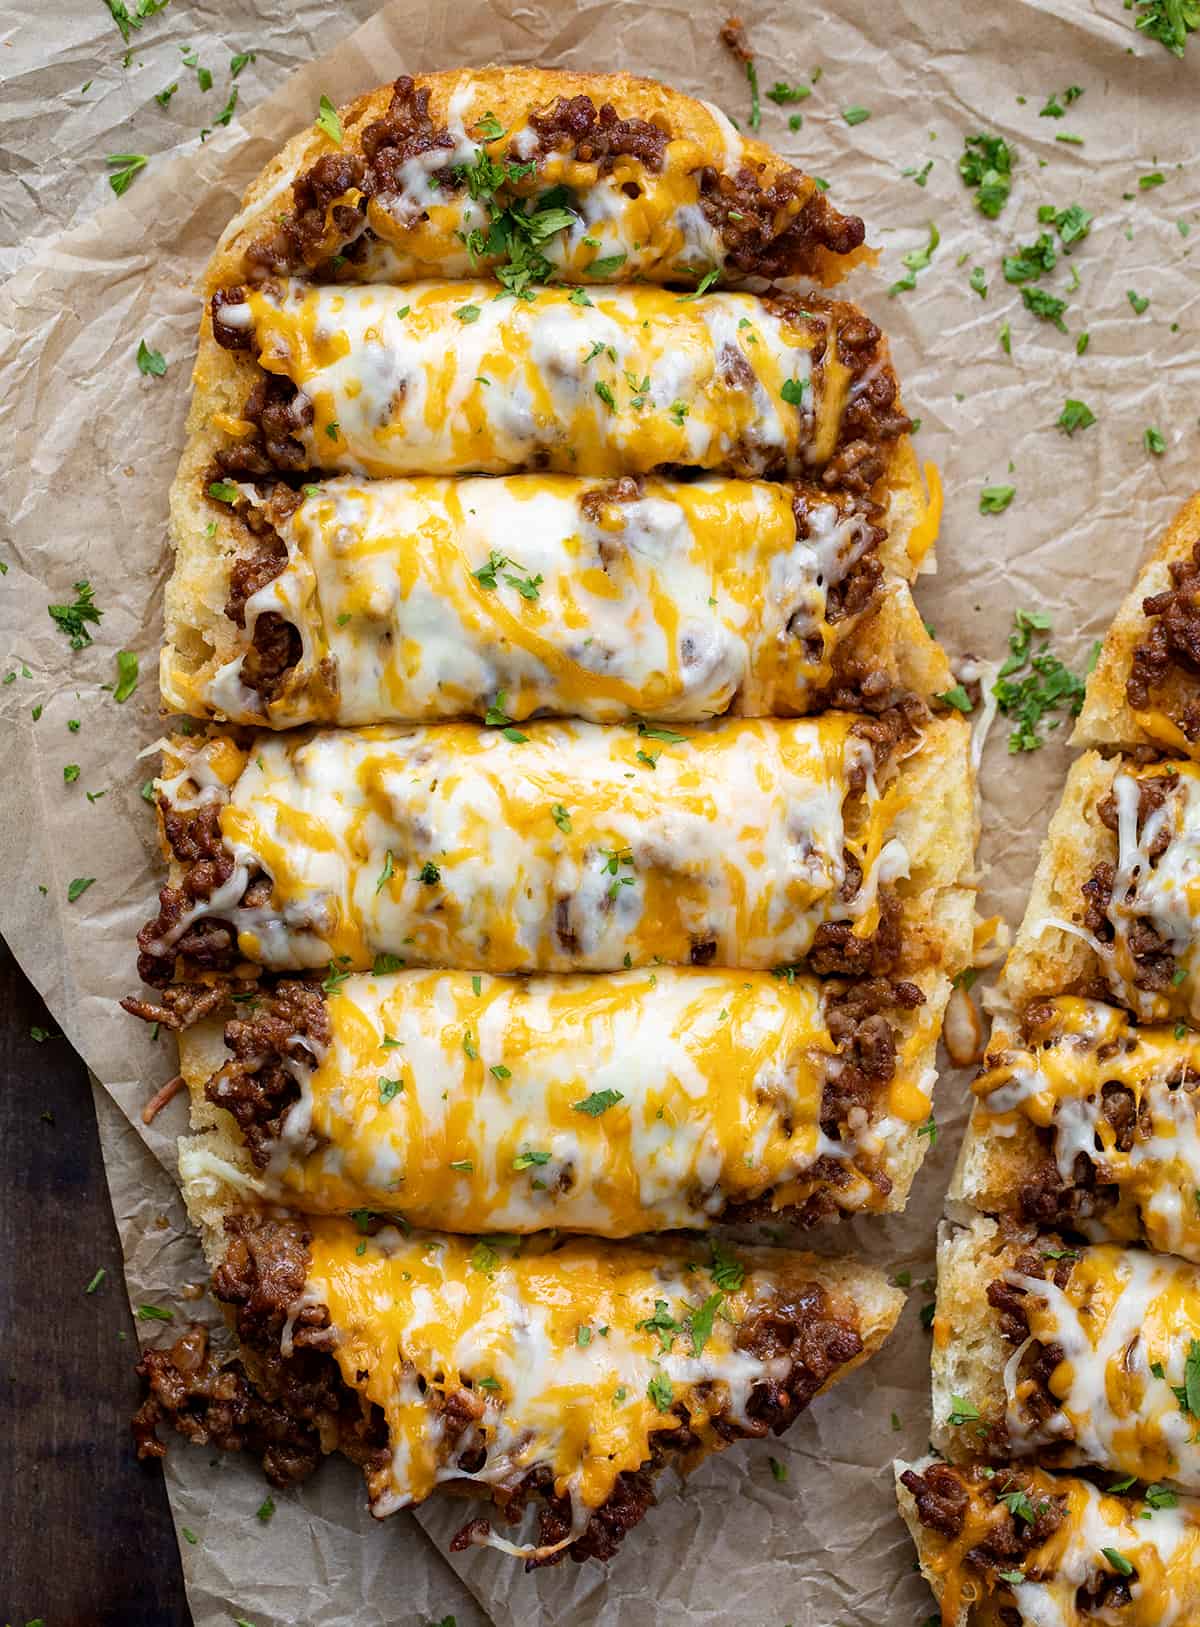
[974,997,1200,1261]
[919,1465,1200,1627]
[192,473,877,726]
[1100,765,1200,1022]
[224,280,844,480]
[230,966,940,1229]
[158,715,908,974]
[303,1221,851,1543]
[1002,1243,1200,1491]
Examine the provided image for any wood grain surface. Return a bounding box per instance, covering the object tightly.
[1,939,190,1627]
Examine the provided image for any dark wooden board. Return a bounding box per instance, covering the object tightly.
[1,938,191,1627]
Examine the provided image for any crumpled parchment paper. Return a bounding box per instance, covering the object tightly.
[0,0,1196,1621]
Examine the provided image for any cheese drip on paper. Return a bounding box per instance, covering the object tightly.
[974,996,1200,1260]
[919,1466,1200,1627]
[157,715,911,974]
[194,473,878,726]
[301,1222,852,1537]
[219,279,856,479]
[220,966,940,1229]
[1002,1242,1200,1491]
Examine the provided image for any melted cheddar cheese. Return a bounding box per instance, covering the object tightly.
[302,1221,855,1554]
[220,279,855,480]
[907,1461,1200,1627]
[974,997,1200,1261]
[157,715,912,974]
[191,966,941,1230]
[186,473,880,727]
[1002,1242,1200,1491]
[1073,763,1200,1022]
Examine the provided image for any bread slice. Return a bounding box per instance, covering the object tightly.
[174,964,951,1231]
[895,1456,1200,1627]
[201,67,874,297]
[137,711,977,984]
[949,996,1200,1262]
[1003,748,1200,1022]
[930,1217,1200,1493]
[1074,491,1200,759]
[161,1186,903,1564]
[160,469,949,728]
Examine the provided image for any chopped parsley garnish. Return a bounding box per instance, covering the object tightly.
[636,720,688,744]
[1039,85,1083,116]
[85,1267,106,1294]
[490,1063,511,1081]
[322,960,353,993]
[936,684,974,713]
[372,953,404,974]
[594,379,617,412]
[997,1570,1026,1586]
[1101,1548,1134,1577]
[588,252,627,276]
[745,59,762,132]
[454,303,481,323]
[780,377,808,406]
[668,399,689,426]
[637,1299,682,1352]
[67,877,95,903]
[1000,1489,1038,1523]
[688,1291,723,1357]
[103,0,169,43]
[979,485,1016,514]
[842,105,871,125]
[1145,426,1167,455]
[992,608,1087,752]
[1130,0,1198,56]
[710,1239,744,1292]
[959,132,1015,217]
[462,1030,478,1061]
[483,691,527,742]
[1000,319,1012,354]
[315,94,343,145]
[512,1148,551,1171]
[767,81,810,104]
[48,580,102,649]
[1004,232,1058,283]
[113,650,139,703]
[1127,288,1150,314]
[450,1158,474,1174]
[208,479,240,504]
[969,266,988,297]
[947,1394,981,1426]
[768,1455,788,1481]
[1057,398,1097,435]
[576,1324,592,1347]
[1022,287,1068,331]
[568,287,592,306]
[231,52,256,78]
[1146,1483,1178,1508]
[136,339,167,376]
[1140,171,1167,189]
[646,1372,674,1413]
[137,1303,173,1322]
[551,803,572,833]
[888,221,940,295]
[1171,1338,1200,1415]
[677,267,720,302]
[917,1114,938,1145]
[378,1075,403,1103]
[471,1241,497,1272]
[572,1088,624,1116]
[106,153,148,195]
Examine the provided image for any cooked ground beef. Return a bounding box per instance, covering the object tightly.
[1127,539,1200,738]
[205,980,330,1166]
[809,887,903,978]
[527,95,668,170]
[1081,857,1178,994]
[139,1215,866,1568]
[121,979,232,1031]
[1095,774,1176,855]
[900,1463,1065,1560]
[215,372,313,476]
